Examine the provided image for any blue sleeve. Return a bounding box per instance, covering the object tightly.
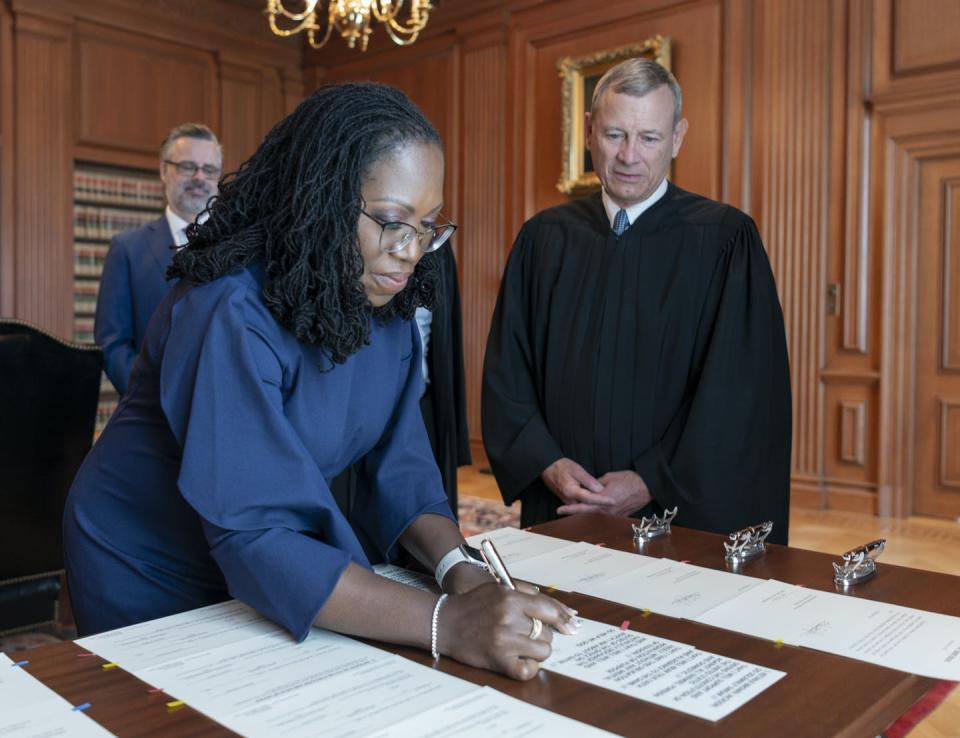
[354,321,456,559]
[94,235,138,394]
[159,285,355,642]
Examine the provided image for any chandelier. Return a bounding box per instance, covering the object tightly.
[266,1,433,52]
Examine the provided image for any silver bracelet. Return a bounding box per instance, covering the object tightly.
[430,593,448,659]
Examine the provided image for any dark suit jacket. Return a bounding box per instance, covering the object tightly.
[94,217,176,394]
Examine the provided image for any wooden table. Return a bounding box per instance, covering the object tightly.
[15,514,960,737]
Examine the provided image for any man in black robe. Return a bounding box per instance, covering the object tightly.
[482,58,792,543]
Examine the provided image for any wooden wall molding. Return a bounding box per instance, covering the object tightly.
[839,400,867,466]
[720,0,751,211]
[871,0,960,99]
[874,97,960,517]
[7,0,73,25]
[0,0,15,316]
[751,0,836,489]
[837,0,872,355]
[944,179,960,371]
[73,21,218,160]
[460,42,508,445]
[939,399,960,489]
[219,61,265,176]
[820,369,881,381]
[12,11,74,338]
[57,0,298,67]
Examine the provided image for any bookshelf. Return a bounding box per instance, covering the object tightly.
[73,163,164,434]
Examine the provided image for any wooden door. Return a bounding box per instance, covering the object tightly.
[914,155,960,519]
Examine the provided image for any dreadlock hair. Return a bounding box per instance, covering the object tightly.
[168,82,443,364]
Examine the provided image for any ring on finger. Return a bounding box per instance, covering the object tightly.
[528,616,543,640]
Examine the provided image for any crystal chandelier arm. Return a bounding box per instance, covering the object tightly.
[270,0,320,23]
[266,0,432,51]
[267,0,321,36]
[306,5,336,50]
[372,0,431,45]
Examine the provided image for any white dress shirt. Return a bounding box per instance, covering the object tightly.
[164,207,209,249]
[600,177,669,231]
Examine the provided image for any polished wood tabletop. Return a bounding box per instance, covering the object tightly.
[16,513,959,737]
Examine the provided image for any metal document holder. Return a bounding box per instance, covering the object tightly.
[833,539,886,588]
[723,521,774,564]
[632,506,678,542]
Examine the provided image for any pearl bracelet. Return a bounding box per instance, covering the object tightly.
[431,593,448,659]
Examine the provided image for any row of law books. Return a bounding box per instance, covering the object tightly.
[75,243,109,278]
[74,205,157,242]
[74,279,99,316]
[74,169,164,208]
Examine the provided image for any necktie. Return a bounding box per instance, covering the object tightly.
[613,208,629,236]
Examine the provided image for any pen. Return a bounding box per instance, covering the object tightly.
[479,538,516,590]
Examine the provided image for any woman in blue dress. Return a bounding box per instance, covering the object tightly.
[64,83,576,680]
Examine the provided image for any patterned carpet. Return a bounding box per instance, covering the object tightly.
[458,494,520,537]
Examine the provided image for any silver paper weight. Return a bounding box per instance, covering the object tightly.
[833,539,885,588]
[724,521,773,564]
[632,506,678,542]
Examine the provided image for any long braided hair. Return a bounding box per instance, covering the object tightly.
[169,82,443,364]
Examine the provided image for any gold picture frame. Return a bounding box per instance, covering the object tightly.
[556,35,671,195]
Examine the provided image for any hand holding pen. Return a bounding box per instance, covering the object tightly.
[433,538,579,680]
[480,537,579,643]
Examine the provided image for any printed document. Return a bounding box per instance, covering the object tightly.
[546,618,785,722]
[696,579,960,680]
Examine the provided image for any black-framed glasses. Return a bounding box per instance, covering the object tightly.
[360,210,457,254]
[163,159,222,179]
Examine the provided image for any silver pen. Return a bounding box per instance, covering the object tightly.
[479,538,516,590]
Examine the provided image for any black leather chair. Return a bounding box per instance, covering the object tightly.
[0,319,102,633]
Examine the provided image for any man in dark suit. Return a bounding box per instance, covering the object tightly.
[95,123,222,394]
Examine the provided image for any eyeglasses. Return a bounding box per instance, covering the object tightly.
[163,159,222,179]
[360,210,457,254]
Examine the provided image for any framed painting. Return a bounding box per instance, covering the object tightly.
[556,35,671,195]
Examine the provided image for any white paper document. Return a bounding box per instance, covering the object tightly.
[463,528,960,682]
[367,686,616,737]
[373,563,438,592]
[76,598,281,671]
[137,630,477,738]
[77,600,614,737]
[587,559,763,619]
[0,653,115,737]
[466,526,579,564]
[546,618,785,722]
[696,579,960,680]
[508,541,658,592]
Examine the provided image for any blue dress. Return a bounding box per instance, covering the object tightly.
[64,265,453,639]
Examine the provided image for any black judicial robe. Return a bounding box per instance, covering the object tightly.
[422,243,472,511]
[481,184,792,544]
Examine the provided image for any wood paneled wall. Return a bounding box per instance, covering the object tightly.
[0,0,302,338]
[2,0,957,518]
[305,0,960,518]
